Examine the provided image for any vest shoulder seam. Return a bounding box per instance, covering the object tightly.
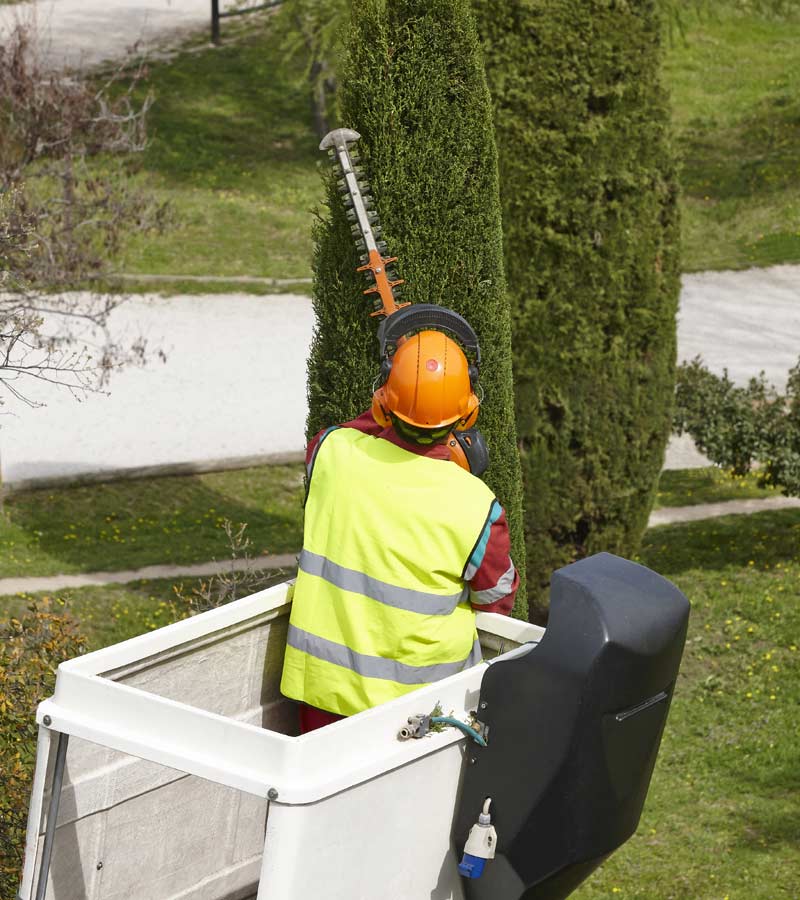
[305,425,341,499]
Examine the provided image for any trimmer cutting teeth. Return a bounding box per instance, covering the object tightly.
[319,128,409,318]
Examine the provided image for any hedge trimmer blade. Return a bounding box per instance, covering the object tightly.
[320,128,408,319]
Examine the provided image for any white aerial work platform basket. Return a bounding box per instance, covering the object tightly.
[19,580,543,900]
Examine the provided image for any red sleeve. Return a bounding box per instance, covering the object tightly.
[305,409,380,465]
[468,508,518,616]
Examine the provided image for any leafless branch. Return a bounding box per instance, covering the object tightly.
[0,23,167,407]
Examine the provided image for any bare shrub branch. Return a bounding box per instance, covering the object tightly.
[0,24,167,408]
[172,520,287,614]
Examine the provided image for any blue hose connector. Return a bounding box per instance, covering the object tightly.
[458,853,488,879]
[458,798,497,879]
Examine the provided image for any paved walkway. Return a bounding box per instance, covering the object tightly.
[647,495,800,527]
[3,495,798,597]
[677,264,800,392]
[3,264,799,487]
[1,292,315,487]
[120,274,313,286]
[0,0,214,70]
[0,552,297,597]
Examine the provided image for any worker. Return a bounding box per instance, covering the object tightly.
[280,326,519,733]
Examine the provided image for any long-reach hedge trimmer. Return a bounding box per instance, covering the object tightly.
[319,127,489,476]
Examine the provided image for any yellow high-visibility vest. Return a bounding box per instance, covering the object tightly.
[280,426,498,717]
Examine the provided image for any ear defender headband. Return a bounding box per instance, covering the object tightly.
[371,304,482,431]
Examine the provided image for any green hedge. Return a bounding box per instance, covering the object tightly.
[674,357,800,495]
[474,0,681,619]
[305,0,526,613]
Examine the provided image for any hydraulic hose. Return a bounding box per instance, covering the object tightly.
[431,716,488,747]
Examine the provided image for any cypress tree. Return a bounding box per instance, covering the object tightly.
[305,0,527,615]
[473,0,681,619]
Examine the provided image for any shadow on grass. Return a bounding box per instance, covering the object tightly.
[689,701,800,853]
[640,508,800,575]
[135,25,319,188]
[679,93,800,203]
[737,229,800,268]
[3,466,305,576]
[731,758,800,851]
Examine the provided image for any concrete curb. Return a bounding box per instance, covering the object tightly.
[118,274,313,286]
[2,452,305,495]
[0,553,299,597]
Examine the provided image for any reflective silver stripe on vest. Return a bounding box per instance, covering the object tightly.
[287,624,482,685]
[470,562,517,606]
[299,548,468,616]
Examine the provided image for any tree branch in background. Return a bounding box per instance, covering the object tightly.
[674,357,800,496]
[0,25,167,408]
[272,0,349,138]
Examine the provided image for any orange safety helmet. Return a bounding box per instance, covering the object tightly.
[372,329,480,432]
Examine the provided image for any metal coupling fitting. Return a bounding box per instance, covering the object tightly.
[397,713,431,741]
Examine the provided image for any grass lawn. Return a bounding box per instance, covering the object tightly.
[576,509,800,898]
[663,7,800,272]
[98,5,800,283]
[116,17,322,281]
[0,464,783,579]
[0,464,304,578]
[1,580,191,650]
[2,508,797,897]
[0,572,290,652]
[654,466,779,509]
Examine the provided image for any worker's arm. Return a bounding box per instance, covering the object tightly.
[465,504,518,616]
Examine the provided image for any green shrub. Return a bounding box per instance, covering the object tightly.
[474,0,681,619]
[0,601,86,900]
[305,0,526,613]
[674,357,800,495]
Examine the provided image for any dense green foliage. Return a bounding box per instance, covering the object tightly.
[0,603,86,899]
[473,0,681,618]
[305,0,526,612]
[675,358,800,496]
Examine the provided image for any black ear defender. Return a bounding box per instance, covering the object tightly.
[467,362,480,392]
[450,429,490,477]
[378,354,394,387]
